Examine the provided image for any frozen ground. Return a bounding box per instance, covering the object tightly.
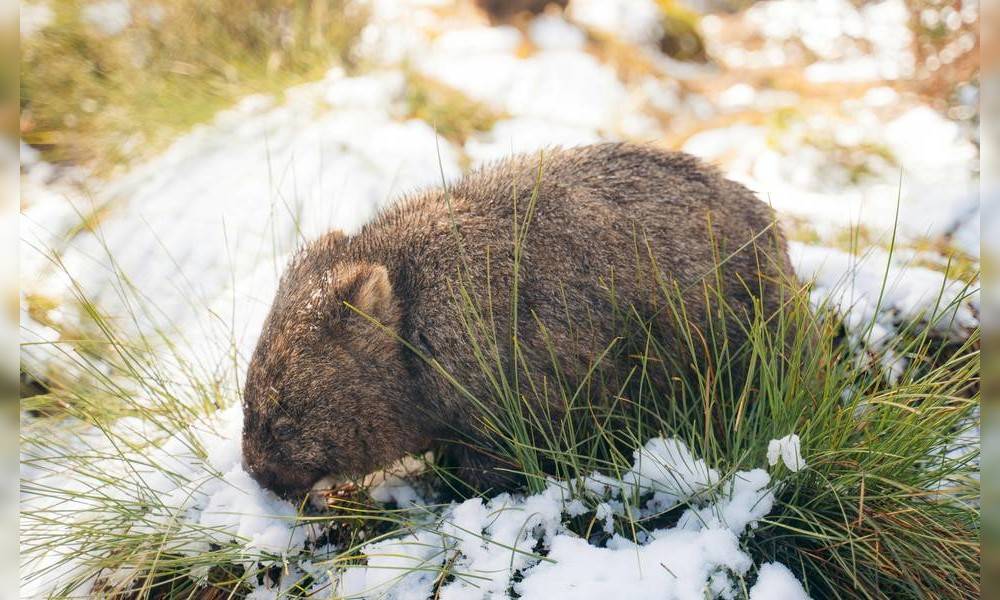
[19,0,980,598]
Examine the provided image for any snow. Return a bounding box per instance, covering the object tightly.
[20,405,314,598]
[528,14,587,52]
[718,83,756,110]
[683,106,979,246]
[19,67,462,378]
[20,2,54,37]
[82,0,132,36]
[767,434,806,472]
[23,418,810,599]
[334,435,808,600]
[743,0,914,80]
[568,0,664,46]
[516,530,751,600]
[749,562,811,600]
[368,475,424,508]
[338,528,446,599]
[623,437,721,500]
[324,69,406,111]
[790,242,979,343]
[676,469,774,533]
[790,241,978,381]
[418,31,632,132]
[465,118,601,166]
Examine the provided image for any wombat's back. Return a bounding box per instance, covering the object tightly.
[445,143,791,305]
[387,143,792,423]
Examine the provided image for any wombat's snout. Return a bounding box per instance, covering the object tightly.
[244,448,323,499]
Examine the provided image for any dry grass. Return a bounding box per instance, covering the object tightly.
[403,71,502,146]
[20,0,366,176]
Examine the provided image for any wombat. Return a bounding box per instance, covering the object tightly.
[242,143,794,497]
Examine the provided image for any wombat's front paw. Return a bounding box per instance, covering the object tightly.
[307,453,432,510]
[309,477,361,510]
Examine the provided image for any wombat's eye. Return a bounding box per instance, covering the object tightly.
[271,418,296,442]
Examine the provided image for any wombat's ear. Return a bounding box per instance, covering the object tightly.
[335,263,399,328]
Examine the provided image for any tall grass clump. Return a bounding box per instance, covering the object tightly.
[21,168,979,598]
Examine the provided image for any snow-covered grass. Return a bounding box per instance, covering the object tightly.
[20,219,979,598]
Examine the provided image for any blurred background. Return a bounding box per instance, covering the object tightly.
[16,0,982,359]
[8,0,989,594]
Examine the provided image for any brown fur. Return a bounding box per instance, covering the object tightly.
[242,143,794,497]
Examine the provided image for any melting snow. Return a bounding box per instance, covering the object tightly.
[81,0,132,36]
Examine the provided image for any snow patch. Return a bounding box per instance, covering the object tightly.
[528,14,587,51]
[684,106,979,246]
[20,2,54,37]
[19,71,462,374]
[465,118,601,167]
[82,0,132,36]
[767,434,806,472]
[791,242,979,343]
[24,410,810,598]
[417,24,633,134]
[790,241,978,381]
[334,436,806,600]
[568,0,663,46]
[749,562,811,599]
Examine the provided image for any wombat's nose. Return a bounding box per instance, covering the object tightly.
[246,460,317,499]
